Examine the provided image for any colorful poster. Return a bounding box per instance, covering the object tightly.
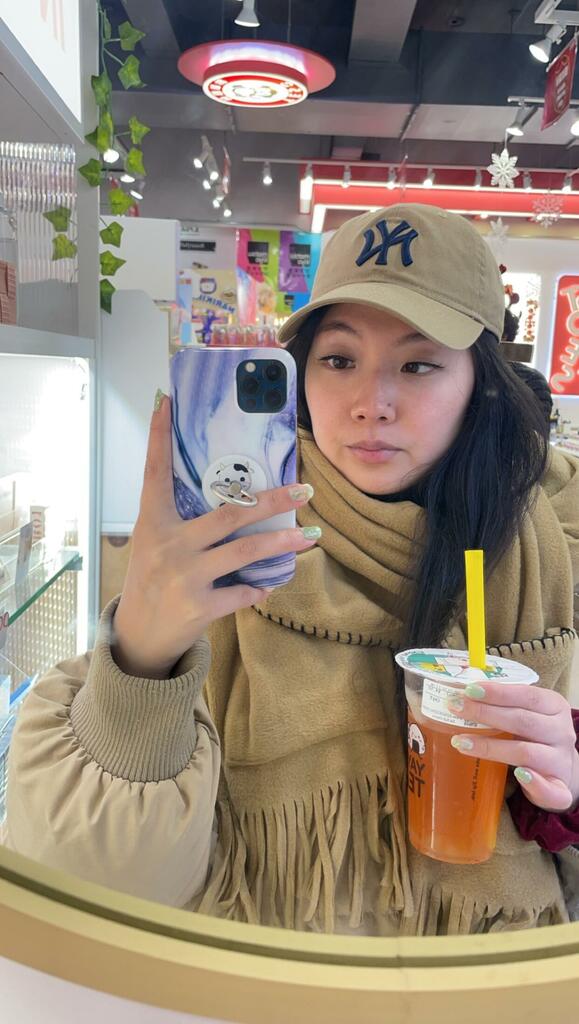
[278,230,322,294]
[549,275,579,396]
[542,36,577,131]
[177,269,237,345]
[236,229,280,318]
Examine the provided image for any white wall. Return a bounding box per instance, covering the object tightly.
[100,290,170,533]
[101,218,180,303]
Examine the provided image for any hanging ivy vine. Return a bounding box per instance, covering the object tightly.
[43,1,151,312]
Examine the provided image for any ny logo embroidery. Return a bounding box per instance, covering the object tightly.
[356,219,418,268]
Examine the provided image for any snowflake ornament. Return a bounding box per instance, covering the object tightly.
[487,148,520,189]
[531,194,563,228]
[488,217,509,246]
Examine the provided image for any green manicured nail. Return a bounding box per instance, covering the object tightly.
[514,767,533,786]
[154,388,166,412]
[300,526,322,540]
[289,483,314,502]
[451,735,474,752]
[464,684,486,700]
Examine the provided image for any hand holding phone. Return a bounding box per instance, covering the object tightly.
[112,394,318,681]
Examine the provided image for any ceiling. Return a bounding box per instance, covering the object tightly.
[101,0,579,228]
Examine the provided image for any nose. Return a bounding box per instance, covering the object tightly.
[350,374,397,422]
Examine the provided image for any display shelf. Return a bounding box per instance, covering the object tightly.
[0,324,94,359]
[0,548,82,626]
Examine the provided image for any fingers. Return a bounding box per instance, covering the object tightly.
[447,694,574,746]
[139,393,178,523]
[460,681,563,715]
[191,481,314,549]
[202,583,276,622]
[195,526,318,587]
[512,768,575,813]
[450,733,565,779]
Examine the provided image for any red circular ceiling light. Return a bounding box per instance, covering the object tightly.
[178,40,336,108]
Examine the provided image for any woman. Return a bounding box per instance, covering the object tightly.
[6,204,579,935]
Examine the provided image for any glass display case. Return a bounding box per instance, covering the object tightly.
[0,340,93,834]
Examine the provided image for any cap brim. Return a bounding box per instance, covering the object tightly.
[277,282,485,350]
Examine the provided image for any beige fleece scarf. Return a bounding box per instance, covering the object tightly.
[196,428,579,935]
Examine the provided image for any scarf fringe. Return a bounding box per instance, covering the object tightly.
[392,878,568,935]
[195,771,415,933]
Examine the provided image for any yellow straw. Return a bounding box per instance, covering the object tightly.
[464,549,487,670]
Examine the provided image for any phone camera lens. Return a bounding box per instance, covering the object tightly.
[246,397,258,411]
[242,377,259,395]
[265,363,282,382]
[265,389,283,410]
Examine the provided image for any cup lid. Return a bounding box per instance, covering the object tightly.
[395,648,539,686]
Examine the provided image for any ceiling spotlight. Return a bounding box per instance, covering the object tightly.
[506,103,526,137]
[129,188,143,201]
[304,162,313,185]
[480,212,489,220]
[523,171,532,191]
[262,161,273,186]
[386,167,396,189]
[474,169,482,188]
[341,164,352,188]
[423,167,434,188]
[209,169,220,182]
[562,173,573,193]
[222,205,232,218]
[235,0,259,28]
[193,135,211,169]
[529,23,565,63]
[120,172,135,183]
[571,115,579,137]
[103,147,120,164]
[212,196,222,208]
[202,178,211,190]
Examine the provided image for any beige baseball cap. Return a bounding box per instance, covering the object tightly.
[278,203,505,350]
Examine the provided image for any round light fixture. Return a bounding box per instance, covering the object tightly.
[120,172,135,184]
[262,161,273,186]
[103,148,120,164]
[571,116,579,137]
[202,179,211,190]
[130,189,143,201]
[178,40,335,109]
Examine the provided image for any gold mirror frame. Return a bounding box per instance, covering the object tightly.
[1,846,579,1022]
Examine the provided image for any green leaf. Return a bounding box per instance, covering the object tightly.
[91,70,112,107]
[85,127,99,150]
[126,147,145,177]
[100,279,116,314]
[78,158,102,187]
[100,250,126,277]
[118,54,143,90]
[43,206,72,232]
[99,222,124,247]
[52,235,78,260]
[128,115,150,145]
[108,187,135,215]
[96,110,114,153]
[118,20,146,51]
[102,8,112,41]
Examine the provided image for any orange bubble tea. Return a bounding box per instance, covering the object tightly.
[395,649,538,865]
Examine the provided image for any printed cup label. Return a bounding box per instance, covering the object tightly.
[421,678,491,730]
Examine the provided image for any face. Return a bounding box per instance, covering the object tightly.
[304,303,475,495]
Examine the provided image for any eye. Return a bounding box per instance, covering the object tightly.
[318,354,354,370]
[402,361,442,375]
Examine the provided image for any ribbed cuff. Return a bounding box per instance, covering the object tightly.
[70,597,212,783]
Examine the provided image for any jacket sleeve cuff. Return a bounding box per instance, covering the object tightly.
[508,709,579,853]
[69,596,212,783]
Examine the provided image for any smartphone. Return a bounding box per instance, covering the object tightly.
[170,346,298,589]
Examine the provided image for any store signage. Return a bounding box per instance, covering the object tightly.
[204,67,308,107]
[180,240,216,252]
[0,0,82,121]
[248,241,270,265]
[542,36,577,131]
[549,275,579,396]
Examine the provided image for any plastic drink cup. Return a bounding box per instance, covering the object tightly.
[394,649,539,865]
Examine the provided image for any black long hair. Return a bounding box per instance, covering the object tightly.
[286,307,550,651]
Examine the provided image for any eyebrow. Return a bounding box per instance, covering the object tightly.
[316,319,435,346]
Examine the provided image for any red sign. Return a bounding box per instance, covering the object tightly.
[549,276,579,396]
[542,36,577,130]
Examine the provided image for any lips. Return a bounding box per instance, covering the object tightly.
[349,442,400,451]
